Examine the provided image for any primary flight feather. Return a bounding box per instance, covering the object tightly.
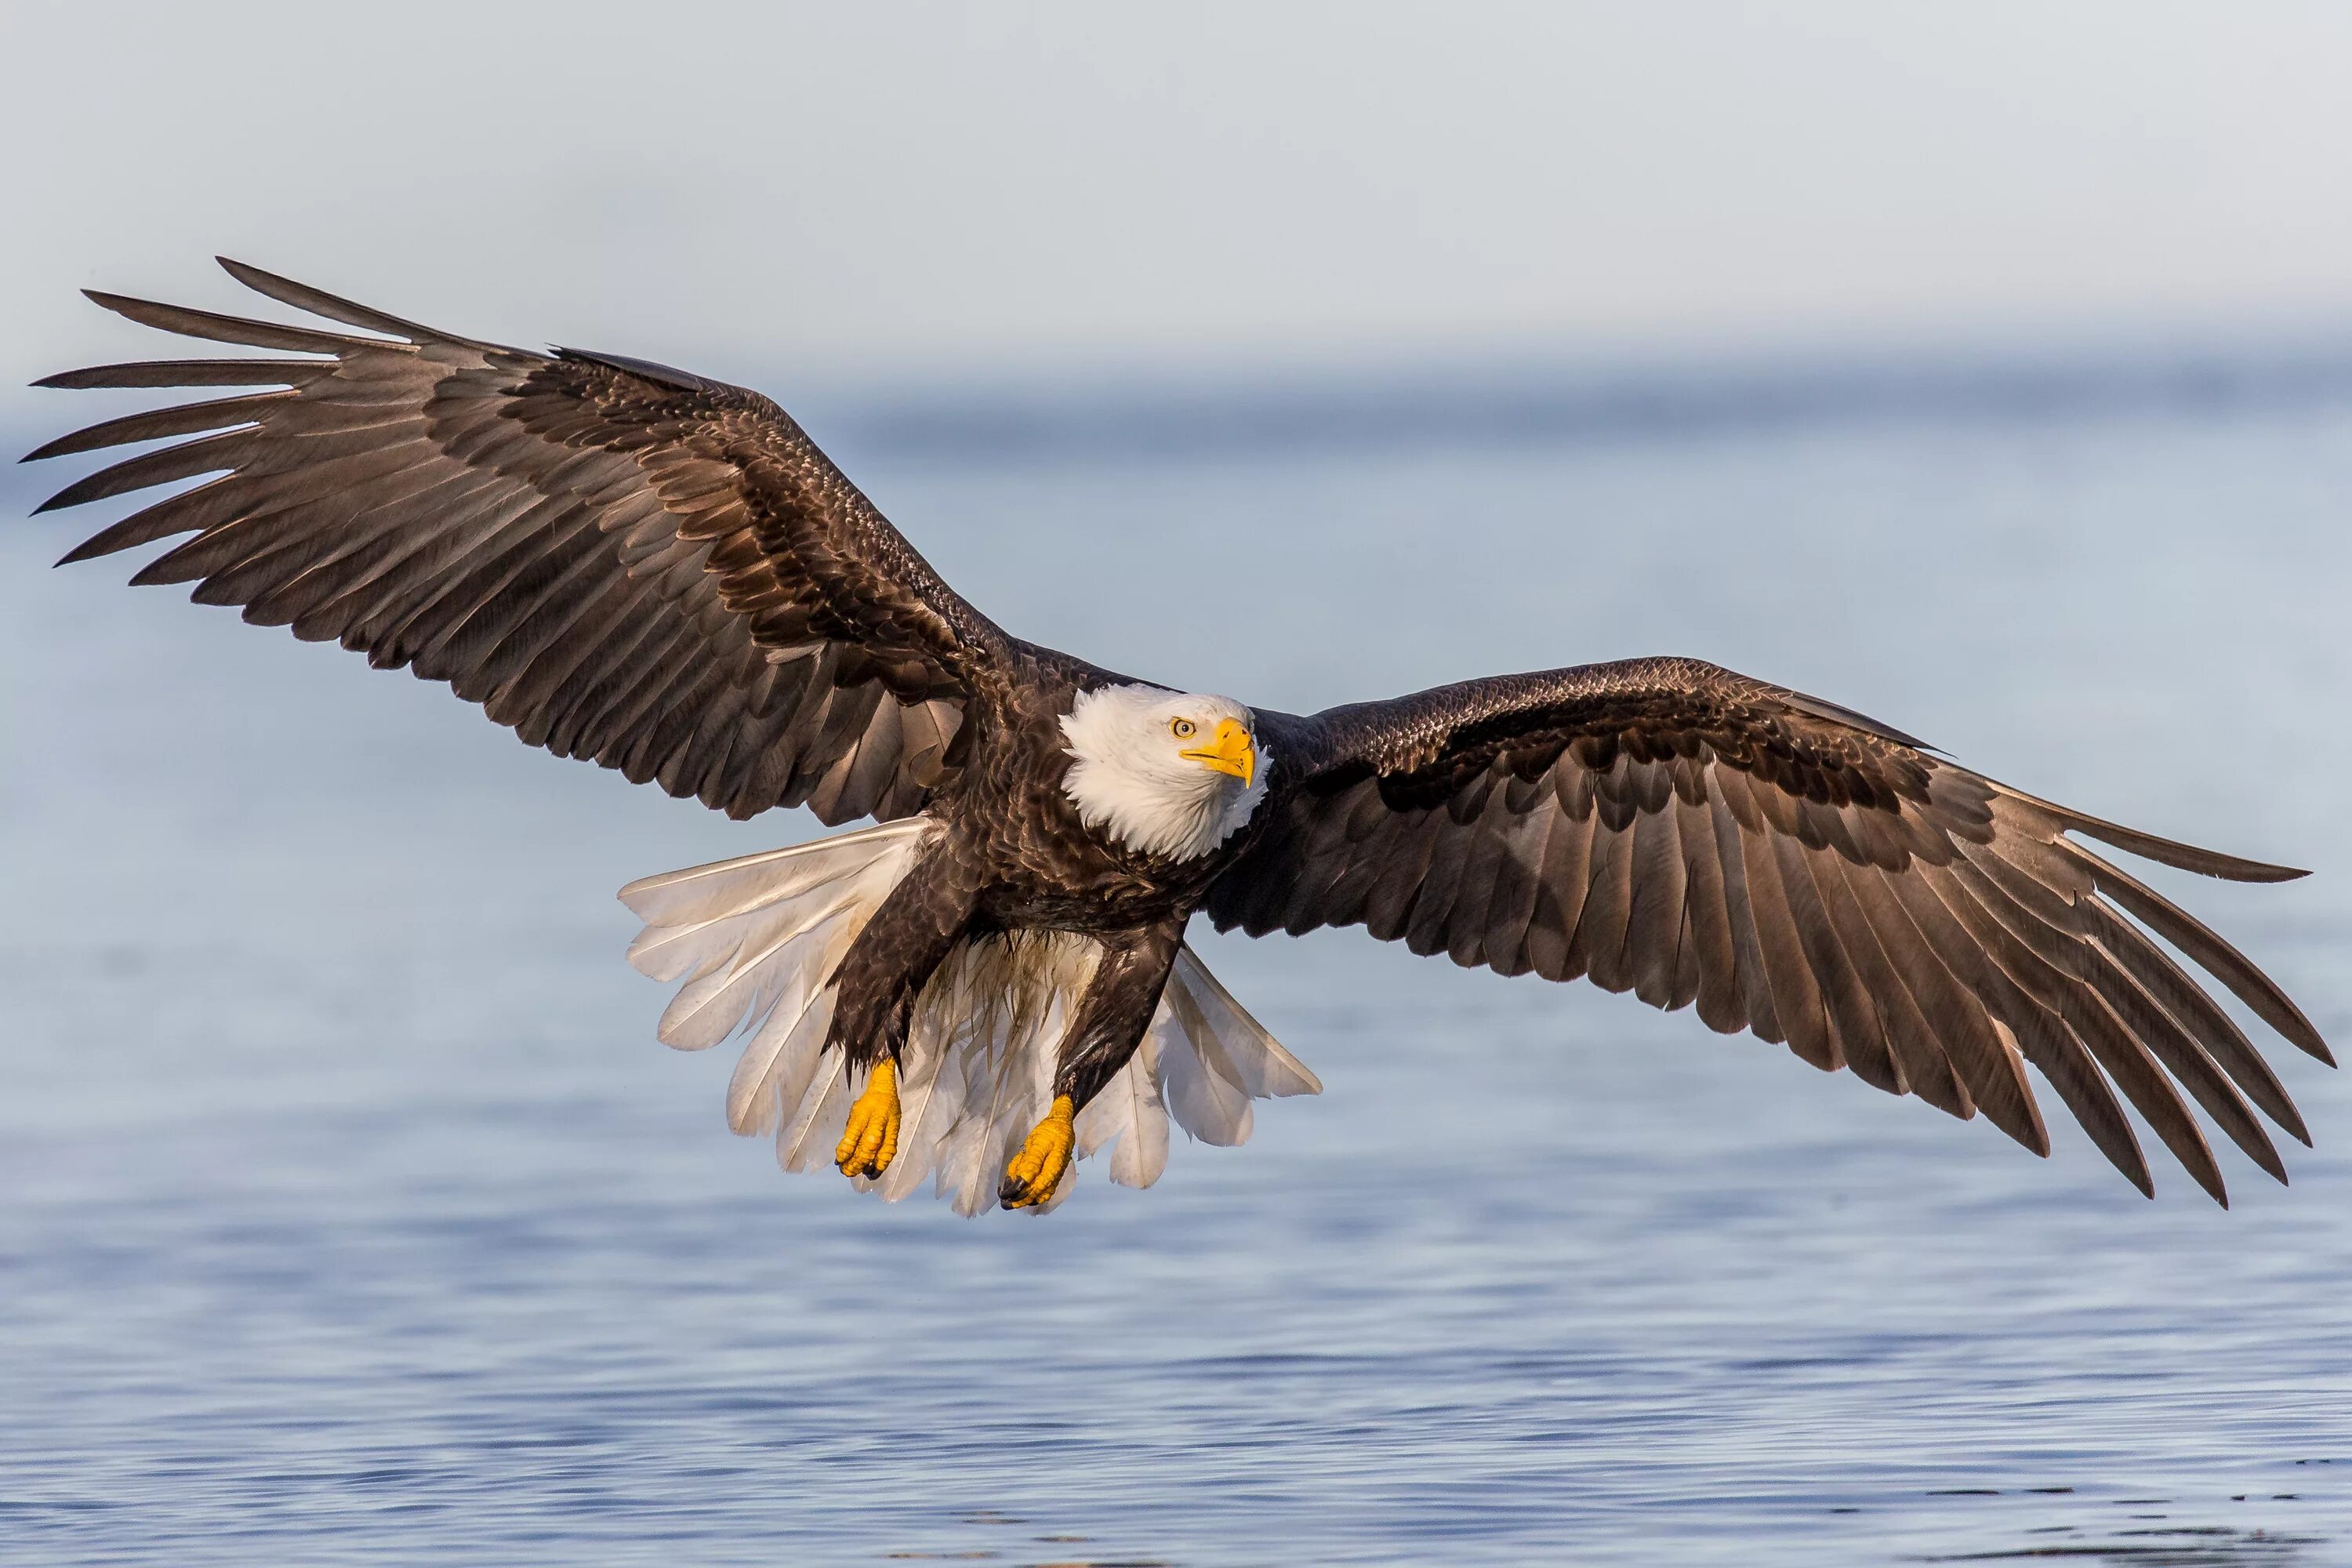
[27,260,2330,1214]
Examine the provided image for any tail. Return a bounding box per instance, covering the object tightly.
[619,822,1319,1215]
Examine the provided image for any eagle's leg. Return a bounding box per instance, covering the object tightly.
[1001,921,1183,1210]
[824,847,978,1180]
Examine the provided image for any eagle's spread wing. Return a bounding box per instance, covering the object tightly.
[27,260,1009,823]
[1210,656,2328,1203]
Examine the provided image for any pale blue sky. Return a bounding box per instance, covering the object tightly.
[9,2,2352,406]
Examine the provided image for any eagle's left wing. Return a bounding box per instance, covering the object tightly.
[1207,657,2329,1204]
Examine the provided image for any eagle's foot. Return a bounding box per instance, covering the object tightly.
[834,1059,901,1178]
[999,1094,1076,1210]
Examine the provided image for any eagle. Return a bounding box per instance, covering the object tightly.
[27,260,2331,1215]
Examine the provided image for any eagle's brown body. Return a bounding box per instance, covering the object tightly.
[27,260,2332,1214]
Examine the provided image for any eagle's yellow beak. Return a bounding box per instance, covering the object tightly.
[1181,717,1256,788]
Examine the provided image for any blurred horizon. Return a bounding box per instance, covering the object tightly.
[20,267,2352,464]
[19,309,2352,475]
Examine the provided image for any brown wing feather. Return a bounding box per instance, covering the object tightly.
[27,260,1005,823]
[1213,657,2325,1203]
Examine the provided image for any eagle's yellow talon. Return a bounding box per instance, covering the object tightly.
[999,1094,1076,1209]
[834,1059,901,1178]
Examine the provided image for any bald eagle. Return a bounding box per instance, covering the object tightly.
[28,261,2331,1214]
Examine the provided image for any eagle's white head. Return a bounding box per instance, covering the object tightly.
[1058,684,1270,862]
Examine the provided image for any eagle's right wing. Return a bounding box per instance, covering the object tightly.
[1212,657,2329,1205]
[27,260,1009,824]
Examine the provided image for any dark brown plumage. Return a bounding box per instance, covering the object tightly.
[30,262,1027,825]
[27,261,2329,1211]
[1221,664,2327,1203]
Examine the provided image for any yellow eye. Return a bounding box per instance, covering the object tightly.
[1171,718,1197,739]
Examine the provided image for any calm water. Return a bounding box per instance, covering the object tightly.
[3,386,2349,1565]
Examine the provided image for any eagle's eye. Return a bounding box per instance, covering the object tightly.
[1171,718,1197,740]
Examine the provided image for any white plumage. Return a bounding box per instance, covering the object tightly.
[619,818,1320,1215]
[1058,684,1270,861]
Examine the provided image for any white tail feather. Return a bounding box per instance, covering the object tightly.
[1168,948,1320,1098]
[779,1054,851,1174]
[1076,1033,1171,1189]
[727,977,837,1137]
[620,818,1320,1214]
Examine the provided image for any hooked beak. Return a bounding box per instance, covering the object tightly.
[1181,717,1256,789]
